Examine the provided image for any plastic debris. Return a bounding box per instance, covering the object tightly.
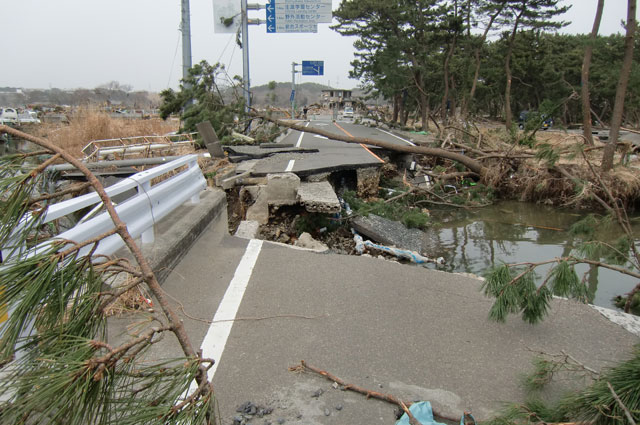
[351,229,444,265]
[395,401,444,425]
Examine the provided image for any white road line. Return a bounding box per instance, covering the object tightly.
[285,160,295,172]
[199,239,263,381]
[295,122,310,147]
[377,128,416,146]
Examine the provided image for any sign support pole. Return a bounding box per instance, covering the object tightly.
[180,0,192,87]
[291,62,299,119]
[241,0,251,112]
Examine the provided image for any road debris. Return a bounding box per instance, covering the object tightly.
[288,360,461,424]
[353,230,444,265]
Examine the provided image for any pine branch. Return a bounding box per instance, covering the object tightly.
[607,382,637,425]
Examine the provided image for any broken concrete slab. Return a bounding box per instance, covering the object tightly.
[357,167,381,198]
[224,145,319,162]
[235,220,260,240]
[294,232,329,252]
[246,189,270,225]
[235,159,259,174]
[297,181,341,213]
[351,214,428,255]
[221,171,251,190]
[266,173,300,206]
[214,165,238,187]
[196,121,225,158]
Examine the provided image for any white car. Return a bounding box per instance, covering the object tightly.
[343,107,354,119]
[18,111,41,124]
[0,108,19,124]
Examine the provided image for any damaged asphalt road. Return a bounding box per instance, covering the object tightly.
[155,231,639,425]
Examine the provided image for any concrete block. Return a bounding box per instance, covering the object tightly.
[246,189,270,225]
[266,173,300,206]
[297,181,341,213]
[235,220,260,239]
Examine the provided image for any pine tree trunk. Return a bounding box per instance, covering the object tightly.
[464,3,506,120]
[393,94,400,123]
[504,12,522,130]
[581,0,605,146]
[601,0,636,171]
[421,90,428,130]
[441,34,457,125]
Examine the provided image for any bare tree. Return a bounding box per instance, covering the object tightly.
[601,0,637,171]
[581,0,605,146]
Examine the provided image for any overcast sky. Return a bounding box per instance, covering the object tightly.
[0,0,631,93]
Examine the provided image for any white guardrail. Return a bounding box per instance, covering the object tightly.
[3,154,206,261]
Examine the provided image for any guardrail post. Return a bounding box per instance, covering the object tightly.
[188,159,201,204]
[138,181,155,244]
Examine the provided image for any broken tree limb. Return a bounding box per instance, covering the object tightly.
[606,382,637,425]
[422,171,480,181]
[289,360,459,423]
[250,111,488,177]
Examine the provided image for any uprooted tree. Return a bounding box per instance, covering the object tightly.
[160,60,245,141]
[0,125,217,424]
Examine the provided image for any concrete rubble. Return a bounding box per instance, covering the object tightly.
[297,181,341,213]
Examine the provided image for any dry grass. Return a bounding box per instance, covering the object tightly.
[34,108,179,157]
[103,284,153,317]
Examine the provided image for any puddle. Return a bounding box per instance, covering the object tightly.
[426,200,638,310]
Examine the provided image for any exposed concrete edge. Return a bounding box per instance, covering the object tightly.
[262,239,330,253]
[590,305,640,337]
[141,188,228,284]
[350,256,640,337]
[251,161,384,178]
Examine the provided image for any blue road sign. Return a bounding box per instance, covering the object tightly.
[290,89,296,102]
[266,0,276,33]
[302,61,324,76]
[266,0,328,33]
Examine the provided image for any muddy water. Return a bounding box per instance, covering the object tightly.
[426,201,638,310]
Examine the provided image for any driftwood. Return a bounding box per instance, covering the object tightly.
[289,360,460,424]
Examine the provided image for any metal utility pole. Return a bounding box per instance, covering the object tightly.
[241,0,251,111]
[180,0,192,85]
[291,62,299,119]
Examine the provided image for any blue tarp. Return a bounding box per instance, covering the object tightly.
[395,401,445,425]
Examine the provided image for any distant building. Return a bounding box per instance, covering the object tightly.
[321,89,352,109]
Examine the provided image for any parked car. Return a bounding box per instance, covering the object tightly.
[0,108,19,125]
[518,110,553,130]
[343,106,354,119]
[18,110,41,124]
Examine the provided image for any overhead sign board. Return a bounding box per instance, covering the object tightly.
[302,61,324,76]
[274,2,332,23]
[266,0,332,33]
[213,0,241,34]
